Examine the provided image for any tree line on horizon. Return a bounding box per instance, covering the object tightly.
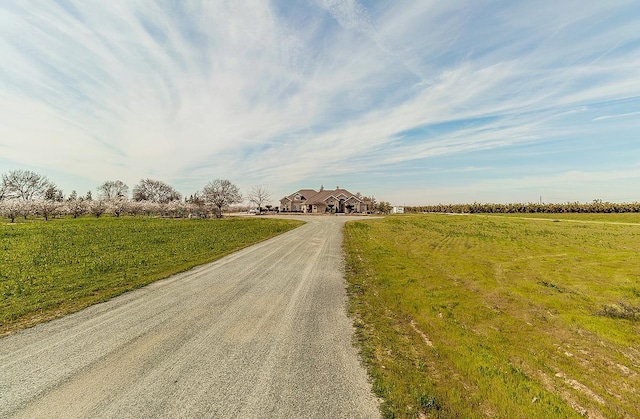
[406,200,640,214]
[0,169,274,222]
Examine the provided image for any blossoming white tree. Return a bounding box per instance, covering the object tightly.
[0,199,24,223]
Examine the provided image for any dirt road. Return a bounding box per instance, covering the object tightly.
[0,216,380,418]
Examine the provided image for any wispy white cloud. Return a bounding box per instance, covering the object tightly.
[0,1,638,203]
[593,111,640,121]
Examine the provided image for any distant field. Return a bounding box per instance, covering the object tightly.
[0,217,303,335]
[344,214,640,418]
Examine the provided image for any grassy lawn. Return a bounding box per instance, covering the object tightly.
[0,216,302,336]
[344,214,640,418]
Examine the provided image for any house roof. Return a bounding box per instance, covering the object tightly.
[304,188,363,205]
[280,189,318,203]
[281,187,367,207]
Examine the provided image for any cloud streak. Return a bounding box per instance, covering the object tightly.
[0,1,638,204]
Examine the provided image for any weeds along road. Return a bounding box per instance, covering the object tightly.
[0,215,380,418]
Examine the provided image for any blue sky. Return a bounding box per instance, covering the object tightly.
[1,0,639,205]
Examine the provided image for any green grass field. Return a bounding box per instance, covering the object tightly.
[0,216,302,335]
[344,214,640,418]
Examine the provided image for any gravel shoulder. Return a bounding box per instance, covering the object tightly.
[0,215,380,418]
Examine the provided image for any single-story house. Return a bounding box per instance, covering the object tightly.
[280,186,372,214]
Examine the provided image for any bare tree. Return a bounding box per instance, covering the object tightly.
[201,179,242,218]
[2,169,53,201]
[97,180,129,200]
[132,179,181,203]
[247,186,272,212]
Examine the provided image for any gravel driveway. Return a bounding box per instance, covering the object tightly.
[0,215,380,418]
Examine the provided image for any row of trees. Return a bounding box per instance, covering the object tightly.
[406,200,640,214]
[0,198,203,222]
[1,170,273,222]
